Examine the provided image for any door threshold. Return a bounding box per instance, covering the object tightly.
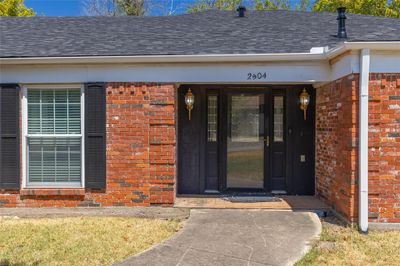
[271,190,287,195]
[221,195,280,203]
[204,189,220,194]
[176,194,222,198]
[177,191,283,198]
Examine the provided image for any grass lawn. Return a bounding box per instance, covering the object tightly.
[296,217,400,266]
[0,216,181,265]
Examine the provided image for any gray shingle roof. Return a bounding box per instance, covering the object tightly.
[0,10,399,58]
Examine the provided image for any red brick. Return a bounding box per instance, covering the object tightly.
[317,73,400,223]
[0,83,176,207]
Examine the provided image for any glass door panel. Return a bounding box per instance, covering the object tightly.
[227,94,264,189]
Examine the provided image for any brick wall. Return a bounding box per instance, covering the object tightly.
[316,74,359,221]
[316,73,400,223]
[0,83,176,207]
[1,75,399,223]
[368,74,400,223]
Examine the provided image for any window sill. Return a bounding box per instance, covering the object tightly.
[20,188,85,196]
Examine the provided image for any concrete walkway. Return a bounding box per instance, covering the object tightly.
[117,209,321,266]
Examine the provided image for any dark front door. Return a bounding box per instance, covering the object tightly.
[226,93,265,190]
[223,90,286,192]
[177,86,315,195]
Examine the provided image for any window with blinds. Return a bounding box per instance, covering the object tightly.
[26,88,82,187]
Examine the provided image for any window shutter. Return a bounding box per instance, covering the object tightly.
[0,84,20,189]
[85,83,106,189]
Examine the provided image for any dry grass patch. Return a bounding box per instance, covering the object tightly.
[297,217,400,266]
[0,216,181,265]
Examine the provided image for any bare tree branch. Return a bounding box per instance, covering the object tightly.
[82,0,146,16]
[82,0,117,16]
[146,0,185,16]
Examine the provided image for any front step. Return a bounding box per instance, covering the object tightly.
[175,195,331,212]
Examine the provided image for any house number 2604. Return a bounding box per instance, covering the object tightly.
[247,72,267,80]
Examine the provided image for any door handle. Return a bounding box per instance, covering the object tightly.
[264,136,270,147]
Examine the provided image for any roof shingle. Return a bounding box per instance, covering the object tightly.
[0,10,399,58]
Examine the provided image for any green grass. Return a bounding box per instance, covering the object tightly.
[0,216,181,266]
[296,217,400,266]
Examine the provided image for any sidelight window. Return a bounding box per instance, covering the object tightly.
[207,95,218,142]
[273,96,284,142]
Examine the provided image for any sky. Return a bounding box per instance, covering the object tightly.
[25,0,199,16]
[25,0,308,16]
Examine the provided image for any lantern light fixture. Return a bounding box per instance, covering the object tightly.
[299,88,310,120]
[184,89,195,120]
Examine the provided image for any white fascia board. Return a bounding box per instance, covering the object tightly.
[0,53,325,65]
[345,41,400,50]
[327,41,400,59]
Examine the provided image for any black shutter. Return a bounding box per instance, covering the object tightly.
[85,83,106,189]
[0,84,20,189]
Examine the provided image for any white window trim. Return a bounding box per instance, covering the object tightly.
[21,84,85,189]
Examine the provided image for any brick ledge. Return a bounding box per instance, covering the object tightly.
[20,189,85,196]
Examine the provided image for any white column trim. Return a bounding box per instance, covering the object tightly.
[80,85,85,188]
[21,87,28,188]
[359,48,370,233]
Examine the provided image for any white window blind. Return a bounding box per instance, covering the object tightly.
[27,88,82,186]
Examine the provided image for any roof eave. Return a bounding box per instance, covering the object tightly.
[0,41,399,65]
[0,53,326,65]
[327,41,400,59]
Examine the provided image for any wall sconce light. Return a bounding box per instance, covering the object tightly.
[184,89,194,120]
[299,88,310,120]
